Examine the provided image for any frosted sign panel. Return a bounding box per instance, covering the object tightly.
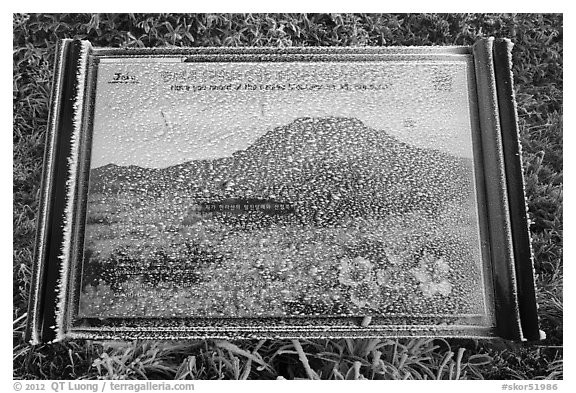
[26,40,540,343]
[81,59,487,320]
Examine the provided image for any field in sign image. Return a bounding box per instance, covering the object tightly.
[79,116,488,320]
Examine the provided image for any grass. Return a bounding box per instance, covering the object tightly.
[13,13,562,380]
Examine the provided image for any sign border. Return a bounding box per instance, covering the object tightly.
[25,39,539,344]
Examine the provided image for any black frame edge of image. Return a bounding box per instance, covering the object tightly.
[25,40,84,344]
[492,38,541,341]
[472,37,524,341]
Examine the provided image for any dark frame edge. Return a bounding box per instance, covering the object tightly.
[492,39,542,341]
[472,37,524,341]
[68,45,99,340]
[25,39,71,345]
[25,39,87,344]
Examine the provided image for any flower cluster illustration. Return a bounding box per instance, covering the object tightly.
[338,255,392,308]
[410,251,452,298]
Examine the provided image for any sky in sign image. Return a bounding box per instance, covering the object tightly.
[90,59,476,169]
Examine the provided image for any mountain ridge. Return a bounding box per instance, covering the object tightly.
[89,116,474,221]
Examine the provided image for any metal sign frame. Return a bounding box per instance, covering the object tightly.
[26,38,540,344]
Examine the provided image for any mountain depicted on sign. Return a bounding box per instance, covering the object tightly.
[82,116,484,320]
[89,117,474,224]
